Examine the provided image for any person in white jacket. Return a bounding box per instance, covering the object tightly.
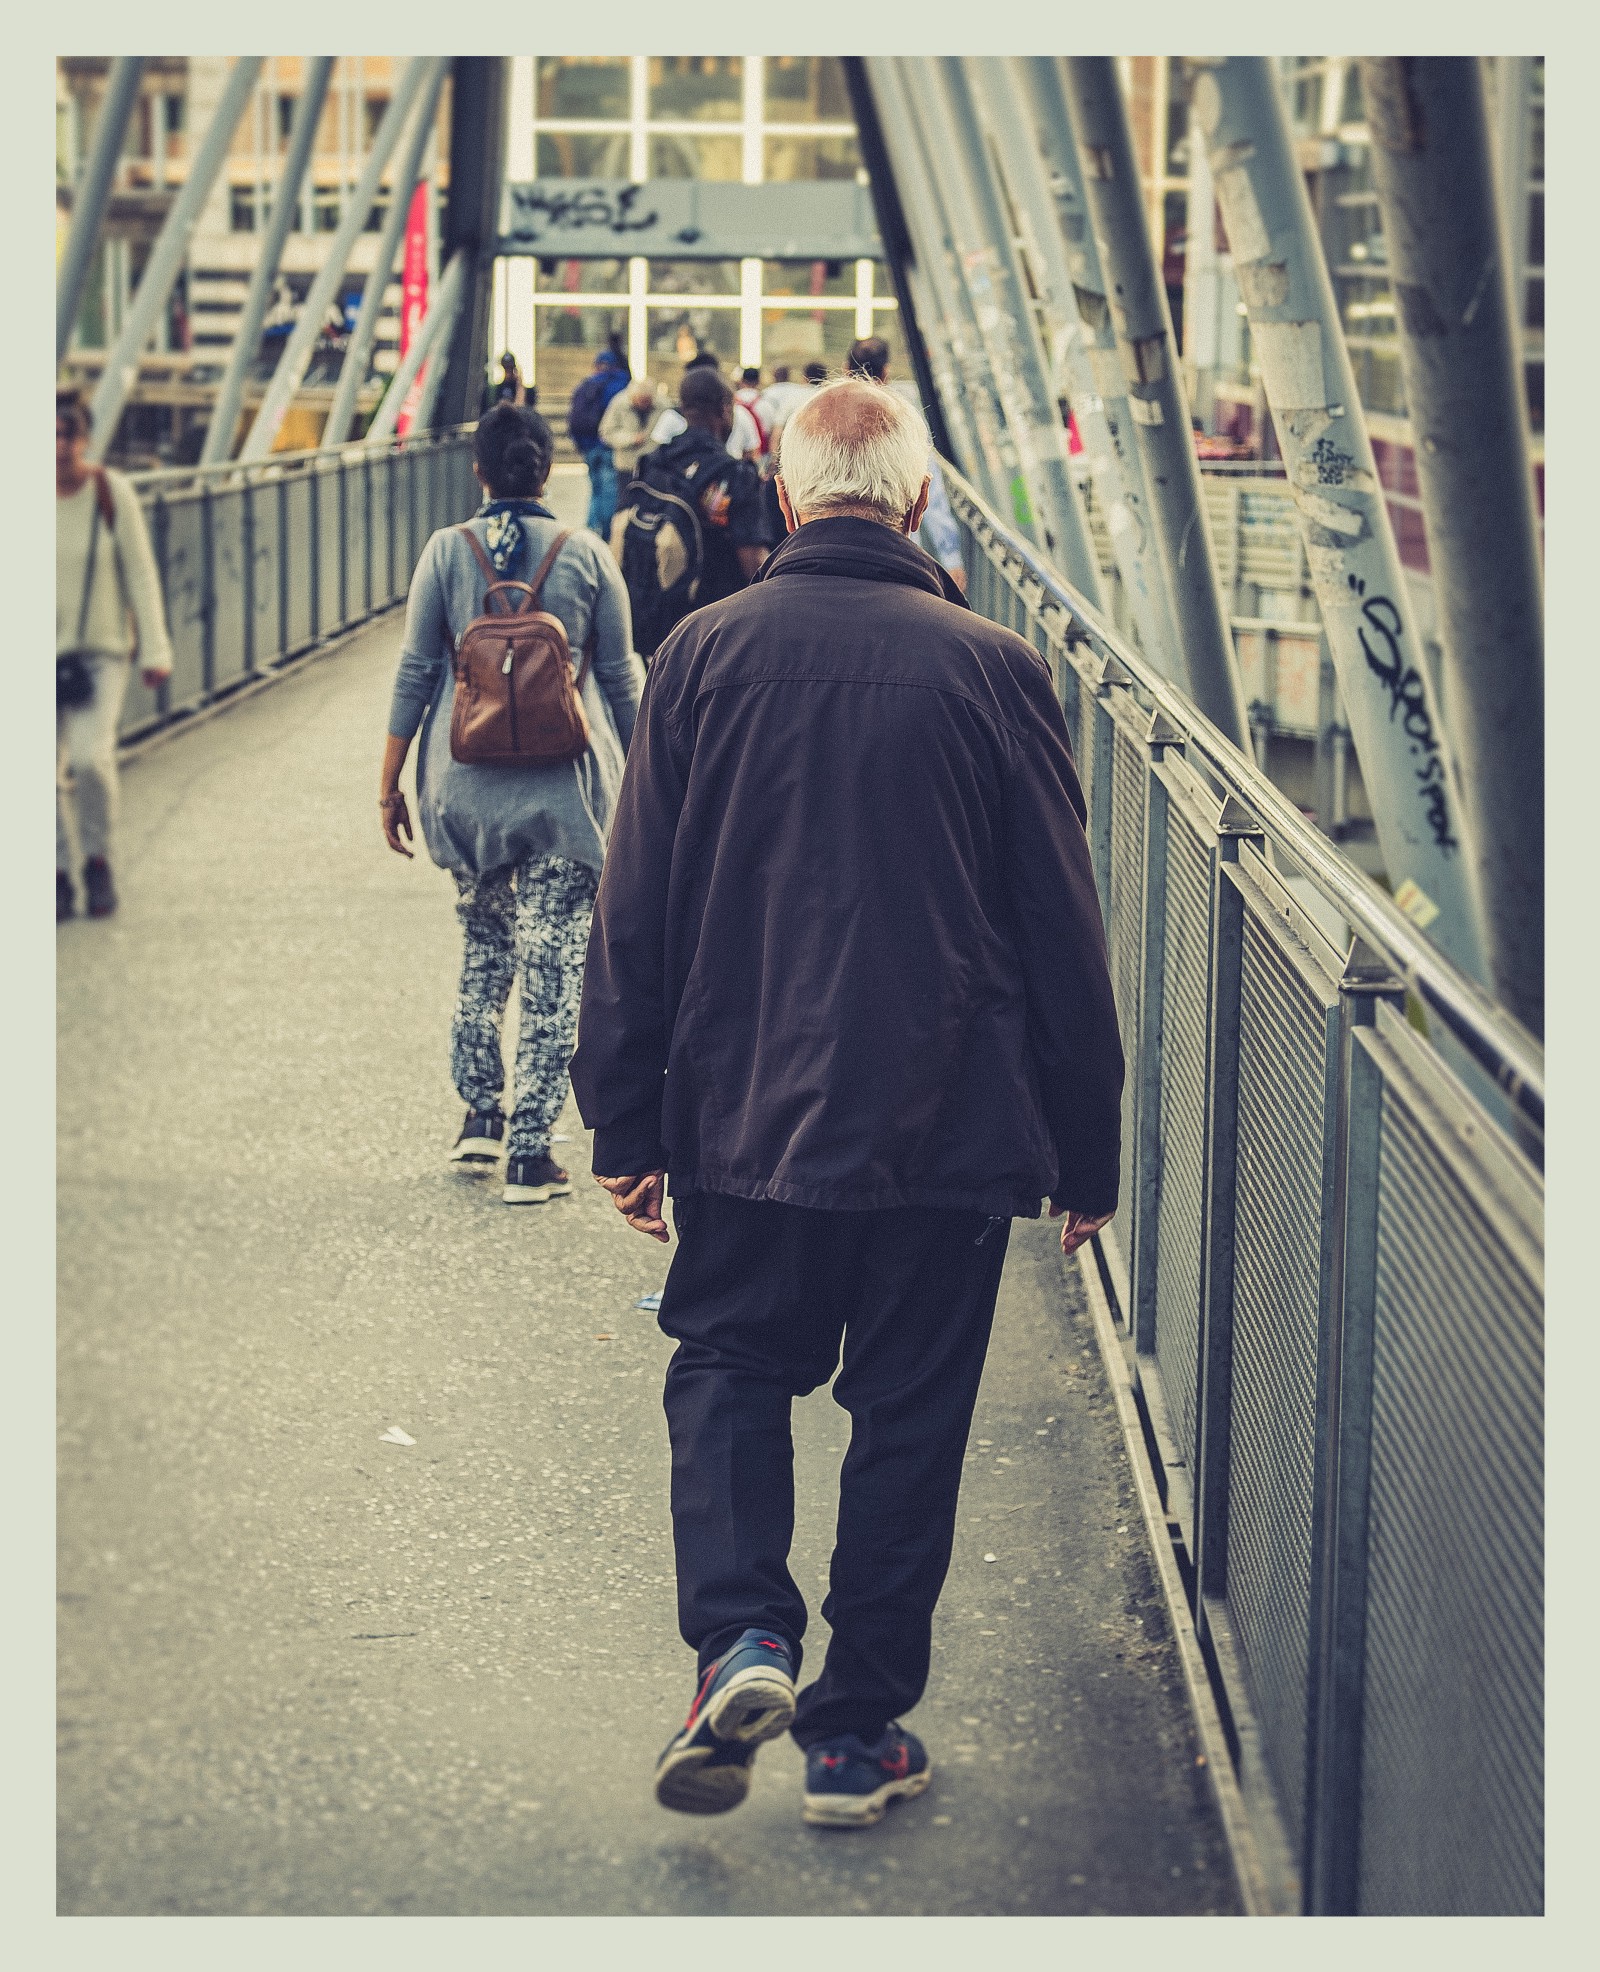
[55,391,173,921]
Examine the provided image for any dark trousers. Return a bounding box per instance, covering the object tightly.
[657,1190,1011,1748]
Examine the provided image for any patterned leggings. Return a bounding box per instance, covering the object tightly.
[452,853,599,1159]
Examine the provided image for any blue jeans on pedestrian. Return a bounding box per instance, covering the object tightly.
[585,444,619,537]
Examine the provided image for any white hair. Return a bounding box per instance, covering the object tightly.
[777,377,931,519]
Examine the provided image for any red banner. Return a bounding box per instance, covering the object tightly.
[396,181,430,437]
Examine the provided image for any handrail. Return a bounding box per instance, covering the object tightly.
[125,422,480,497]
[943,460,1545,1126]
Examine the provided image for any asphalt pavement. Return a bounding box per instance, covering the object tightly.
[57,481,1238,1914]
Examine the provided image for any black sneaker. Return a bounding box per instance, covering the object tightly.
[83,857,117,918]
[655,1628,798,1816]
[57,871,75,923]
[802,1723,931,1828]
[503,1153,572,1205]
[449,1107,505,1167]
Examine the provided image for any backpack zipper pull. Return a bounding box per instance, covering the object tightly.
[502,648,514,675]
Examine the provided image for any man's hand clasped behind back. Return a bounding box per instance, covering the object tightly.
[597,1171,670,1243]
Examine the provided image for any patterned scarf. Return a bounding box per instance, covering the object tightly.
[478,496,556,576]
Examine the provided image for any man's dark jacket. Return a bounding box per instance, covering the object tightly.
[569,517,1124,1219]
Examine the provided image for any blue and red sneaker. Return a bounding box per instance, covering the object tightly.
[654,1628,798,1815]
[801,1723,931,1828]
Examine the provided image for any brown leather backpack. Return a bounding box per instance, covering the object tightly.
[449,527,595,766]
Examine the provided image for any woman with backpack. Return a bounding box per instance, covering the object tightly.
[378,402,644,1205]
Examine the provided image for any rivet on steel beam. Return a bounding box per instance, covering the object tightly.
[1094,652,1135,692]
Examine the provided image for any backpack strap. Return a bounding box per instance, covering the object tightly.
[88,466,115,530]
[456,524,498,587]
[526,528,571,606]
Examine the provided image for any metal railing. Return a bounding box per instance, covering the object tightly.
[947,462,1543,1916]
[119,426,480,744]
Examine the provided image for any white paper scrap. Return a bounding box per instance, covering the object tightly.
[379,1426,416,1446]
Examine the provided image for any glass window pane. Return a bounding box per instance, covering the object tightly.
[760,307,861,373]
[648,57,743,122]
[648,133,742,181]
[647,304,740,388]
[649,259,743,296]
[868,304,909,379]
[763,57,851,123]
[764,134,862,183]
[534,301,631,408]
[762,258,855,299]
[534,256,629,295]
[535,131,631,179]
[537,58,630,122]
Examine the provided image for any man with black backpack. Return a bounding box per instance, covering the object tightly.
[609,369,775,659]
[567,337,632,537]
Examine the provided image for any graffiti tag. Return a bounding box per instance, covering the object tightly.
[507,183,661,240]
[1351,581,1457,853]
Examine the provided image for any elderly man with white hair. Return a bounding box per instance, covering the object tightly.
[571,376,1124,1830]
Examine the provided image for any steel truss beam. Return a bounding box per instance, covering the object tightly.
[200,58,337,466]
[1061,58,1250,750]
[239,57,437,463]
[1360,57,1543,1035]
[89,58,265,461]
[1190,57,1489,986]
[57,59,145,367]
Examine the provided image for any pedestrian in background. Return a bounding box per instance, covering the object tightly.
[572,377,1122,1828]
[599,378,660,483]
[55,390,173,921]
[734,366,773,462]
[568,336,632,536]
[379,403,643,1204]
[651,352,763,461]
[610,368,775,658]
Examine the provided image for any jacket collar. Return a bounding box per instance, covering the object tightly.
[751,515,969,608]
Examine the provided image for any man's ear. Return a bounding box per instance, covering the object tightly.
[904,475,931,536]
[776,477,800,535]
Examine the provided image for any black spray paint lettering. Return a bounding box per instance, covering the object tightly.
[1351,582,1458,853]
[510,183,660,238]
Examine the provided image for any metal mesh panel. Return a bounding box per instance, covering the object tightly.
[1358,1088,1543,1915]
[1224,909,1329,1854]
[1152,804,1212,1469]
[1109,726,1147,1253]
[209,486,249,693]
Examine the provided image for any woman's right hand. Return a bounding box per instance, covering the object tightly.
[380,790,414,858]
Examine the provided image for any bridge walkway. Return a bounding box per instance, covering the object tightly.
[56,505,1239,1914]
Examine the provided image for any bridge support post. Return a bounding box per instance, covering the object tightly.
[865,59,1018,519]
[1360,58,1544,1038]
[239,58,436,463]
[200,58,337,466]
[89,58,265,461]
[325,62,450,448]
[934,58,1104,602]
[841,60,958,465]
[1188,57,1490,989]
[323,64,449,447]
[57,58,145,367]
[974,58,1187,666]
[430,58,510,433]
[1060,58,1250,752]
[1013,59,1185,673]
[365,249,469,444]
[1304,940,1406,1913]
